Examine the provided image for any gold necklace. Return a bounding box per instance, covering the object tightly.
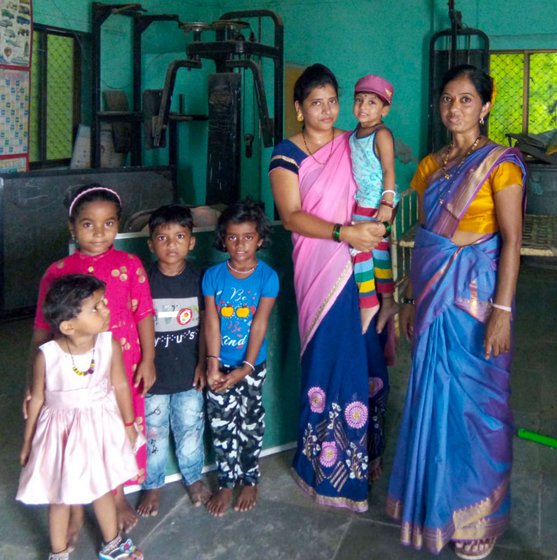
[441,134,482,180]
[227,260,257,275]
[302,128,335,165]
[66,338,96,376]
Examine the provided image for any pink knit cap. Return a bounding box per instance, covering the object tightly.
[354,74,394,105]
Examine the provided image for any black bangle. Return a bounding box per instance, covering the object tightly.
[401,297,415,305]
[382,221,392,238]
[332,223,342,242]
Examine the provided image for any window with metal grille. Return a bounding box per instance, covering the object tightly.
[489,50,557,146]
[30,25,91,168]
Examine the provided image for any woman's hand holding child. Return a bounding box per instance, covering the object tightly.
[344,221,386,252]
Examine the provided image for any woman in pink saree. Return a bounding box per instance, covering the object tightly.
[270,64,391,512]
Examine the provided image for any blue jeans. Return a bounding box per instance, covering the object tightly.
[143,389,205,489]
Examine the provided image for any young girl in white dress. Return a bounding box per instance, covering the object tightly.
[17,274,144,560]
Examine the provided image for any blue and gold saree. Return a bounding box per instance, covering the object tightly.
[387,144,526,553]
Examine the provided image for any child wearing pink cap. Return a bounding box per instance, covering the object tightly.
[349,73,399,336]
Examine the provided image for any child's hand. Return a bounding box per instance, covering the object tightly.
[20,441,31,466]
[126,424,138,449]
[21,389,31,420]
[134,359,156,396]
[207,369,226,392]
[193,365,207,391]
[213,367,250,393]
[375,204,394,223]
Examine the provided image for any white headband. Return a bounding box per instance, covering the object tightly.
[68,186,122,217]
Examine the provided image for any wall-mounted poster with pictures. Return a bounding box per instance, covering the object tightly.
[0,0,31,172]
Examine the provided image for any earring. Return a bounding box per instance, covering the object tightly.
[297,113,304,122]
[479,117,485,125]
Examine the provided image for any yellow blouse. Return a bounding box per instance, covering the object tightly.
[411,154,523,234]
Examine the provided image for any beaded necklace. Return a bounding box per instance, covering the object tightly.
[66,338,96,376]
[440,134,482,180]
[302,129,335,166]
[226,260,257,275]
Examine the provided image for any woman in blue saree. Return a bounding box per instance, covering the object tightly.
[387,65,526,559]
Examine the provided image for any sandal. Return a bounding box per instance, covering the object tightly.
[48,552,70,560]
[454,538,496,560]
[98,535,143,560]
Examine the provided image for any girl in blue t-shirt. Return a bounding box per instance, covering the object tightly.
[202,199,279,518]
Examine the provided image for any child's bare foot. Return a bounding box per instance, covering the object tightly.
[186,480,211,507]
[376,295,398,334]
[136,488,160,517]
[360,307,378,334]
[115,489,139,533]
[66,505,84,552]
[234,485,258,512]
[206,488,233,517]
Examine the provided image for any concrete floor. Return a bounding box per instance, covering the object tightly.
[1,262,556,560]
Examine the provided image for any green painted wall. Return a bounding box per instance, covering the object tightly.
[32,0,557,203]
[433,0,557,51]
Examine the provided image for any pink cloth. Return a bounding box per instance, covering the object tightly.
[293,132,357,353]
[34,246,154,484]
[17,332,138,504]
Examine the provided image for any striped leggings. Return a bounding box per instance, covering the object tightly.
[351,203,394,309]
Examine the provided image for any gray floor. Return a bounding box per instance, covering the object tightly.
[1,262,556,560]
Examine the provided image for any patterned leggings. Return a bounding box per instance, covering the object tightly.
[351,203,394,309]
[206,363,266,488]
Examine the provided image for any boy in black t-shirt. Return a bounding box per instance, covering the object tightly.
[137,205,210,517]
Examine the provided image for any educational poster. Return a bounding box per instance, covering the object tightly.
[0,68,29,155]
[0,153,25,170]
[0,0,31,171]
[0,0,31,66]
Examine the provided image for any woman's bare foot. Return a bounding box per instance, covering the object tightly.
[186,480,211,507]
[360,307,378,334]
[376,295,398,334]
[206,488,233,517]
[136,488,160,517]
[114,487,138,533]
[66,505,84,551]
[234,485,258,512]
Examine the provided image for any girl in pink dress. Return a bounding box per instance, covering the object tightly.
[18,274,143,560]
[28,184,155,537]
